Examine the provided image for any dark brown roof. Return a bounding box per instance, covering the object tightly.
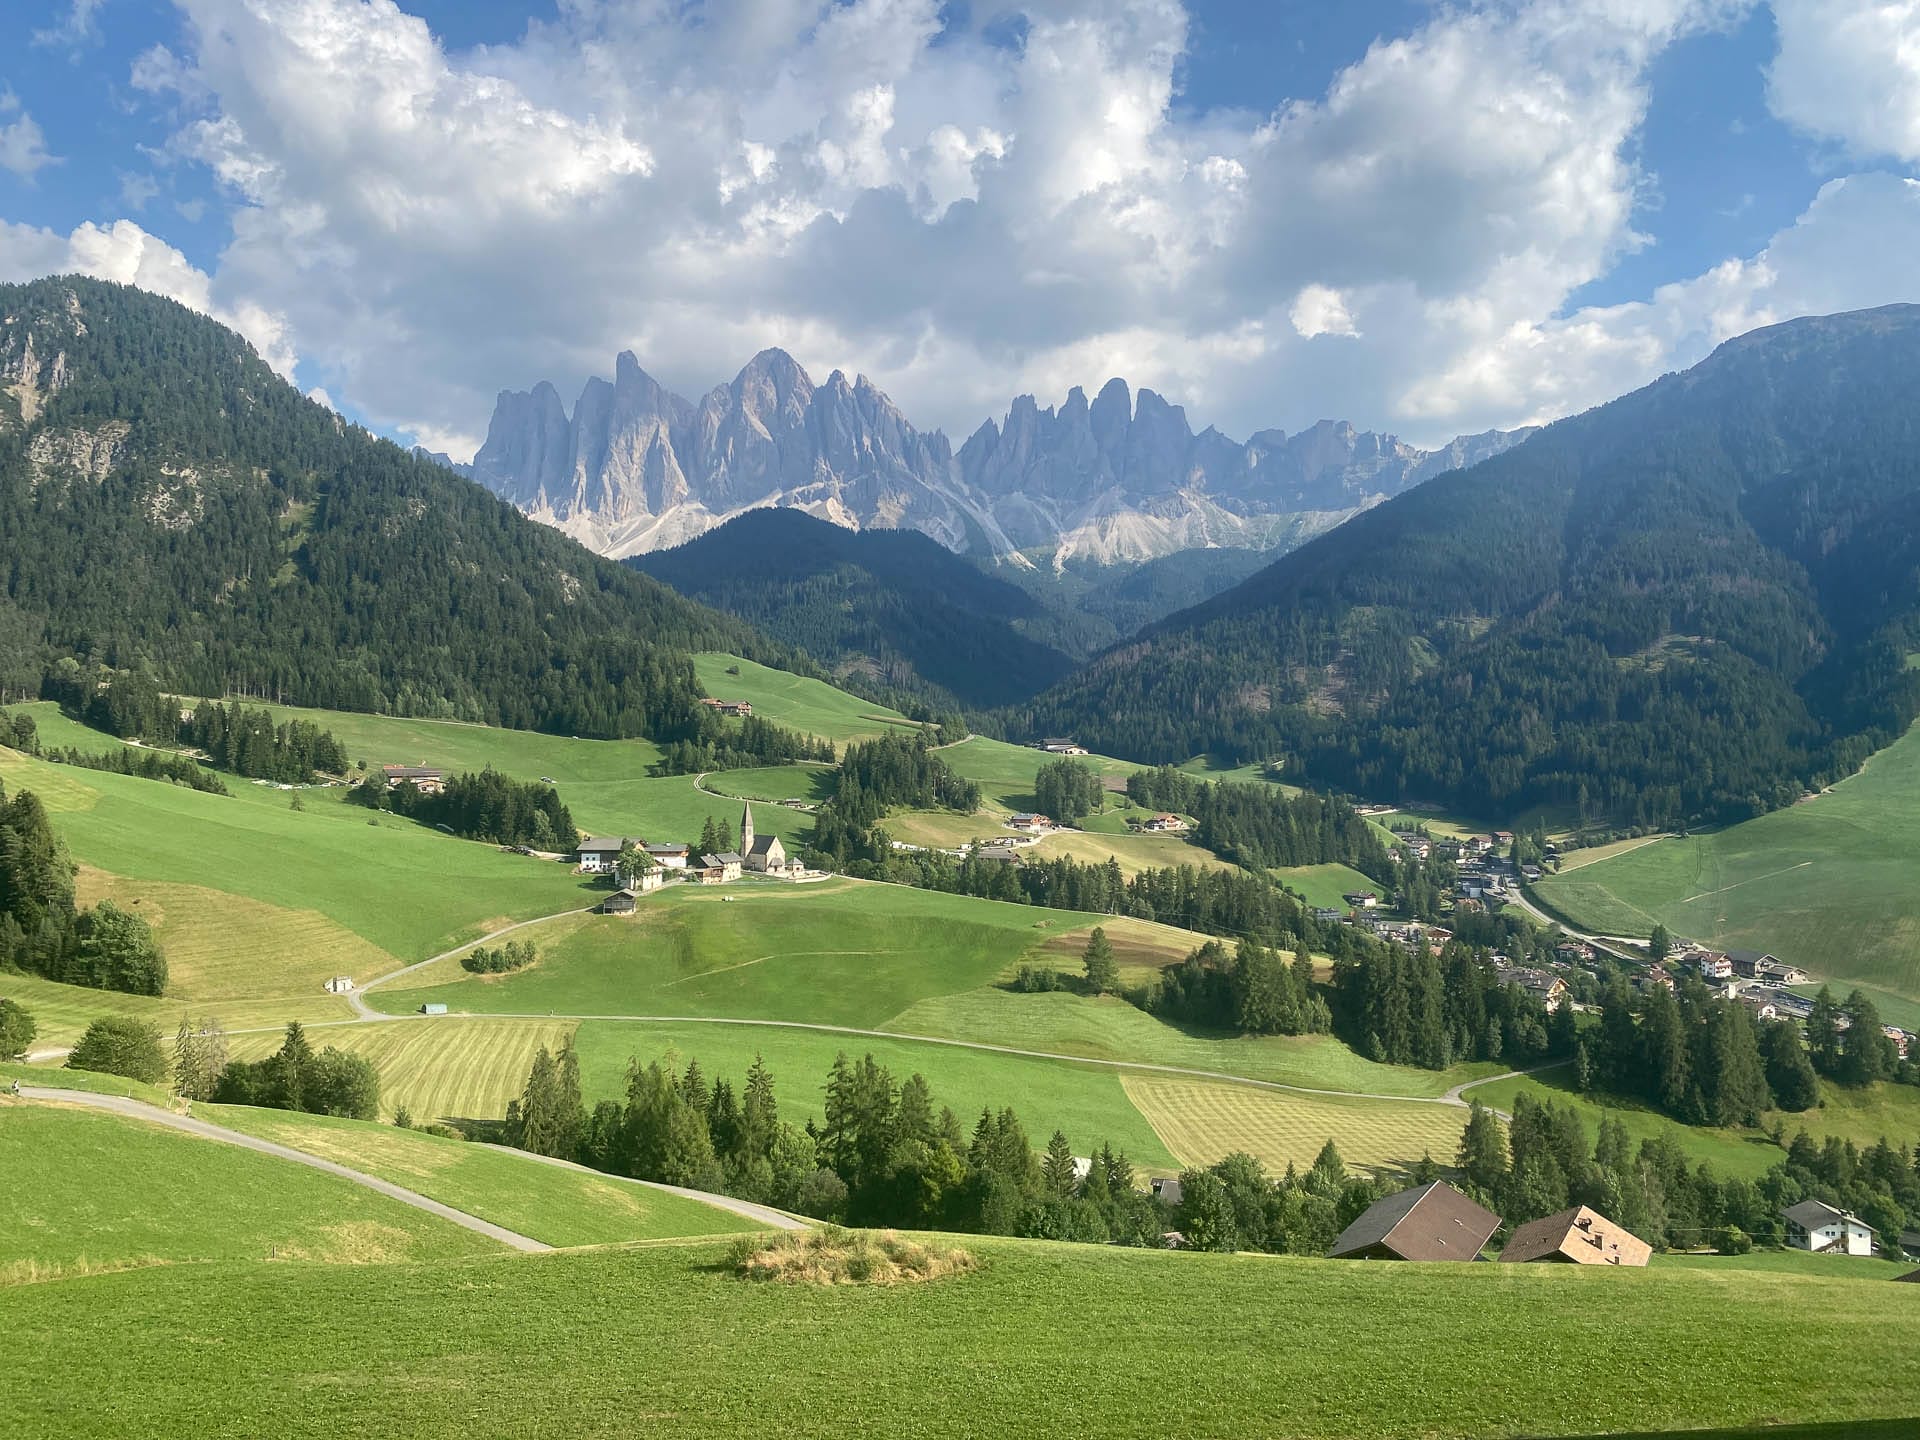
[1328,1181,1501,1261]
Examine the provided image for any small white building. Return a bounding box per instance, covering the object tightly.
[1039,737,1089,755]
[1783,1200,1876,1257]
[644,843,690,870]
[323,975,354,994]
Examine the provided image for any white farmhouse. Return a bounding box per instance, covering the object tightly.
[1782,1200,1876,1256]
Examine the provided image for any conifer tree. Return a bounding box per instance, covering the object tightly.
[1082,926,1118,995]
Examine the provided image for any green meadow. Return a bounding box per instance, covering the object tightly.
[692,653,921,744]
[0,1103,497,1277]
[7,1238,1920,1439]
[1274,861,1382,910]
[375,880,1077,1027]
[203,1105,759,1246]
[1531,722,1920,1000]
[0,746,598,979]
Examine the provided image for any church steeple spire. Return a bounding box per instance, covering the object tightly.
[740,800,754,855]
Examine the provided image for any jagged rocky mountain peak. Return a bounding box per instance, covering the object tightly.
[469,346,1529,562]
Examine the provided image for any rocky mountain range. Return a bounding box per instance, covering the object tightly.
[469,350,1529,564]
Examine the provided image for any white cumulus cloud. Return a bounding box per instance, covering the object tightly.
[1768,0,1920,162]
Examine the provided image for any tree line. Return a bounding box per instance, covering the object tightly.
[0,706,229,794]
[352,766,580,852]
[0,779,168,995]
[462,940,536,975]
[808,733,981,867]
[509,1044,1180,1243]
[1331,941,1574,1071]
[1457,1091,1920,1254]
[651,714,835,776]
[1125,765,1395,879]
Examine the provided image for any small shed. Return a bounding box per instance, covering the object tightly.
[322,975,354,994]
[601,888,639,916]
[419,1002,449,1016]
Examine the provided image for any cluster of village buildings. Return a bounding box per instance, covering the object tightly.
[579,802,811,913]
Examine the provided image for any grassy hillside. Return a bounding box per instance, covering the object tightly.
[691,654,922,744]
[1121,1073,1468,1175]
[0,747,596,980]
[7,1239,1920,1438]
[203,1106,759,1246]
[374,881,1077,1027]
[1531,721,1920,1003]
[0,1102,498,1279]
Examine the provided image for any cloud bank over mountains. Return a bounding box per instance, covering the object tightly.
[0,0,1917,461]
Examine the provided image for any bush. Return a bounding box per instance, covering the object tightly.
[1715,1225,1754,1256]
[67,1016,168,1085]
[1010,964,1064,994]
[730,1227,977,1286]
[0,998,35,1061]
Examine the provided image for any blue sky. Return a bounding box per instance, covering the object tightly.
[3,1,1917,455]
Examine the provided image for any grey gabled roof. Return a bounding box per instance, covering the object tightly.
[1783,1199,1872,1232]
[1328,1181,1501,1261]
[747,834,780,854]
[704,852,743,866]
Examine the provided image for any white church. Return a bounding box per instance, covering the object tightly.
[740,801,803,878]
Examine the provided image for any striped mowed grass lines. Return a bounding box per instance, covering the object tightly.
[74,866,398,1002]
[227,1018,578,1125]
[0,972,355,1050]
[1120,1073,1468,1176]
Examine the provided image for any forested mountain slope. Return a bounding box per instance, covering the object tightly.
[0,278,781,740]
[1016,306,1920,826]
[629,508,1076,707]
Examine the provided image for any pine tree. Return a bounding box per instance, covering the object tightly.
[1082,926,1119,995]
[1761,1019,1820,1111]
[1042,1130,1078,1199]
[1805,986,1844,1076]
[1457,1101,1508,1196]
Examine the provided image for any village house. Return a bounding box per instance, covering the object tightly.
[1694,952,1735,982]
[1039,737,1089,755]
[1007,812,1056,835]
[700,697,754,717]
[1498,1206,1651,1267]
[1783,1200,1877,1256]
[1328,1181,1502,1262]
[644,842,690,869]
[381,764,446,795]
[1494,962,1570,1011]
[1150,1177,1183,1207]
[698,852,743,884]
[1312,907,1345,925]
[1343,890,1379,909]
[1735,991,1780,1022]
[575,836,636,874]
[1142,812,1187,833]
[601,888,639,915]
[1399,835,1432,860]
[1492,830,1515,849]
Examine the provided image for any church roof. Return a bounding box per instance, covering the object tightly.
[748,834,780,854]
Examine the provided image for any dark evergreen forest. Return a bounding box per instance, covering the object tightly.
[1014,308,1920,826]
[0,277,791,742]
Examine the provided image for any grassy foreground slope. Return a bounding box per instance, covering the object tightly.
[6,1240,1919,1438]
[0,1103,498,1277]
[1531,722,1920,1002]
[203,1106,758,1247]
